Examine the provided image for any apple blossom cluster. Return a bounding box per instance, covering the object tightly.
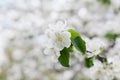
[44,21,71,56]
[0,0,120,80]
[43,21,108,68]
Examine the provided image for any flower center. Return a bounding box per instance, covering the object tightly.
[57,35,63,42]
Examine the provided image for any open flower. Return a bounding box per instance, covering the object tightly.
[45,21,71,52]
[53,31,71,50]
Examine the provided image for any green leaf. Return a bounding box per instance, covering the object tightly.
[85,57,94,68]
[68,29,86,55]
[105,33,118,41]
[58,48,70,67]
[68,29,80,40]
[67,44,73,53]
[73,37,86,54]
[98,0,111,5]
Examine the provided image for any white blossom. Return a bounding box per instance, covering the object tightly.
[45,21,71,51]
[52,31,71,50]
[85,37,108,57]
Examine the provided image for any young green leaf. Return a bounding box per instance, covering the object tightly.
[67,44,73,53]
[105,33,118,41]
[58,48,70,67]
[98,0,111,5]
[68,29,86,55]
[85,57,94,68]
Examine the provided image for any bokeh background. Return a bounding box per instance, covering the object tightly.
[0,0,120,80]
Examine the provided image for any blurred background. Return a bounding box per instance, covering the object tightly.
[0,0,120,80]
